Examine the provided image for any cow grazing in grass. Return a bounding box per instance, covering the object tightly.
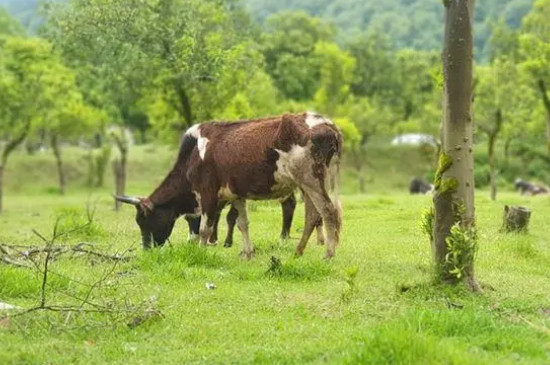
[514,178,549,196]
[116,112,342,258]
[409,177,433,195]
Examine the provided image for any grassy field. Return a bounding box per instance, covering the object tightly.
[1,145,549,364]
[1,189,550,364]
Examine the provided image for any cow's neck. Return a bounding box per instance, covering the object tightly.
[148,164,190,213]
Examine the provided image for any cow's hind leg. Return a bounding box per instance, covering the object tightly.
[232,199,254,259]
[185,216,200,243]
[296,191,322,256]
[224,203,238,248]
[280,193,296,241]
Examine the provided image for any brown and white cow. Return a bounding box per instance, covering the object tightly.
[116,112,342,259]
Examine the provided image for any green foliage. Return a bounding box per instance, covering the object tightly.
[443,224,477,280]
[340,265,358,303]
[420,207,434,242]
[244,0,536,62]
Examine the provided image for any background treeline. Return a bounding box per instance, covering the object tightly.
[0,0,549,206]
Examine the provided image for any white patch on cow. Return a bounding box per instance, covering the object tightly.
[271,144,308,197]
[186,124,201,138]
[305,111,332,129]
[186,125,209,160]
[218,185,238,201]
[187,232,199,243]
[192,191,202,214]
[197,136,209,160]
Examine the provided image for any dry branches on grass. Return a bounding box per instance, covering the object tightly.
[0,204,160,329]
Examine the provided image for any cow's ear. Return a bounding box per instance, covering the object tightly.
[138,198,154,215]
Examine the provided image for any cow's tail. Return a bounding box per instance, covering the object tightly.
[328,133,343,229]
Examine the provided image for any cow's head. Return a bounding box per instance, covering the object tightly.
[115,195,177,248]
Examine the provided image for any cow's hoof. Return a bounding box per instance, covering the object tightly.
[207,241,218,246]
[224,241,233,248]
[294,250,304,257]
[323,252,334,260]
[239,250,255,260]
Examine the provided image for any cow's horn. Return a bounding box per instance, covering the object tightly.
[114,195,141,205]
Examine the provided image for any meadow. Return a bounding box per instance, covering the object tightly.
[0,145,549,364]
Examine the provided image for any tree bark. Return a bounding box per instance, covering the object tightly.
[488,109,502,201]
[432,0,479,291]
[537,80,550,156]
[50,134,66,195]
[175,82,193,128]
[112,130,129,211]
[504,137,511,162]
[502,205,531,233]
[0,165,4,214]
[0,124,31,214]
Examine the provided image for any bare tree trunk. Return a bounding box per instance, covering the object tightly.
[0,165,4,214]
[112,130,129,211]
[432,0,479,291]
[488,134,496,201]
[488,110,503,201]
[537,80,550,156]
[504,137,511,162]
[0,124,31,214]
[50,134,66,195]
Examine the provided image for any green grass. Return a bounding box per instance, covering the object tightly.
[1,190,550,364]
[1,145,550,364]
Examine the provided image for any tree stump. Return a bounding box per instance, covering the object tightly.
[502,205,531,233]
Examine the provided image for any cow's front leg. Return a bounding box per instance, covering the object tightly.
[280,193,296,241]
[232,199,254,259]
[224,204,238,248]
[295,191,322,256]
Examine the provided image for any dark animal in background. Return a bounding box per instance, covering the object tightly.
[514,178,549,196]
[116,112,342,259]
[409,177,433,195]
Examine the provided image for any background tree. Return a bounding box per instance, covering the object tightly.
[520,0,550,155]
[431,0,479,291]
[0,36,59,212]
[475,59,531,200]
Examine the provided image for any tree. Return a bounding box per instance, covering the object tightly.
[520,0,550,155]
[262,11,335,101]
[475,60,513,200]
[0,7,23,36]
[431,0,479,291]
[313,42,355,117]
[36,67,102,195]
[0,37,57,212]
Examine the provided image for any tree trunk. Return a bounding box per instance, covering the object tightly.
[0,165,4,214]
[0,124,31,214]
[50,134,66,195]
[504,137,511,162]
[488,135,496,201]
[488,110,502,201]
[502,205,531,233]
[432,0,479,291]
[537,80,550,156]
[112,130,129,211]
[175,82,193,128]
